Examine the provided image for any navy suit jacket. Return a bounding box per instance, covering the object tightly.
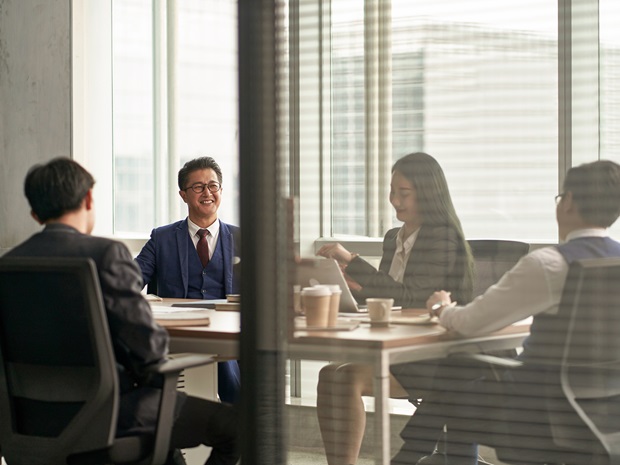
[136,219,241,298]
[135,218,242,403]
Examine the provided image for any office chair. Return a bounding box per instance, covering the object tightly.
[0,257,214,465]
[549,257,620,465]
[466,239,529,363]
[467,239,530,297]
[396,241,532,463]
[454,258,620,465]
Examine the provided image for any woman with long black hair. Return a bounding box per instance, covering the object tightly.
[316,152,474,465]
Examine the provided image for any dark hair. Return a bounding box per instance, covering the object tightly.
[24,158,95,222]
[392,152,474,301]
[178,156,223,191]
[563,160,620,228]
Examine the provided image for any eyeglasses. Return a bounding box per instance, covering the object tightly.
[555,193,565,205]
[184,182,221,194]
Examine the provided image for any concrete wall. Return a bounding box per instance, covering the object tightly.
[0,0,71,255]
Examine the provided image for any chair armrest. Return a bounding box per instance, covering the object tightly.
[449,353,523,382]
[450,353,524,368]
[147,354,216,375]
[147,354,216,465]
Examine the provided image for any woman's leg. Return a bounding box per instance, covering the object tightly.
[317,362,407,465]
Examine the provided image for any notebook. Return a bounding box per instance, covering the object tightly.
[296,258,366,313]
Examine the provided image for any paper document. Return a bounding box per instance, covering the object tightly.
[151,305,212,314]
[170,299,227,309]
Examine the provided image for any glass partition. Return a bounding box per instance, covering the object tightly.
[108,2,620,465]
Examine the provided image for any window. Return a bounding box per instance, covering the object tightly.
[600,0,620,238]
[112,0,154,235]
[328,1,558,243]
[112,0,238,237]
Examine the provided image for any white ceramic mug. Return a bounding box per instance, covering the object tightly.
[366,298,394,325]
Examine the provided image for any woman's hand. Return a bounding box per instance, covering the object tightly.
[316,242,354,266]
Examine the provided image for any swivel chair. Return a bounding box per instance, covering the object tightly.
[467,239,530,297]
[456,258,620,465]
[0,257,214,465]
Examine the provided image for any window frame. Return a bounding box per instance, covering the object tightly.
[72,0,604,249]
[292,0,601,257]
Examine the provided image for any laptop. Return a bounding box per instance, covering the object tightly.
[296,258,367,313]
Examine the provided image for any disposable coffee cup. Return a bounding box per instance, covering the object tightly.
[301,286,332,327]
[315,284,341,327]
[293,285,302,314]
[366,298,394,326]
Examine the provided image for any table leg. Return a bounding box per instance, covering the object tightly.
[373,355,391,465]
[289,359,302,397]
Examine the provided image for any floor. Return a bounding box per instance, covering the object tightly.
[283,360,505,464]
[287,447,504,465]
[0,360,505,465]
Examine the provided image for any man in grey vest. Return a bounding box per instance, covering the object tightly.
[391,160,620,465]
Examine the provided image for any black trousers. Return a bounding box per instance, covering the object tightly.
[0,398,238,465]
[390,358,485,464]
[167,395,239,465]
[391,358,602,465]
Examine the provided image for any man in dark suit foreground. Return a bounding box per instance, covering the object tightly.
[4,157,239,465]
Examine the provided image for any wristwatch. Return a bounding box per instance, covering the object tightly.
[430,301,448,318]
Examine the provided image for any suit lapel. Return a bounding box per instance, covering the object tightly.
[379,228,398,273]
[176,220,190,297]
[405,226,427,273]
[219,222,233,294]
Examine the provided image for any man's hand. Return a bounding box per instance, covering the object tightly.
[426,290,452,318]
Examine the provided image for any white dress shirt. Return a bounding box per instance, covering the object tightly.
[439,228,609,337]
[187,218,221,261]
[388,227,420,283]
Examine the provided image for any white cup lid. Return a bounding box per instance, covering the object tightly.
[301,286,331,296]
[366,297,394,305]
[314,284,341,293]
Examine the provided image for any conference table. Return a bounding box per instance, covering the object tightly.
[290,313,530,465]
[152,300,530,465]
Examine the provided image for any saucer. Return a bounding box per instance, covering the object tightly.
[369,320,390,327]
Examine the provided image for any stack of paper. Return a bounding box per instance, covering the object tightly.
[151,306,211,327]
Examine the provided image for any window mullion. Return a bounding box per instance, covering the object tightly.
[167,0,181,222]
[364,0,392,237]
[153,0,170,225]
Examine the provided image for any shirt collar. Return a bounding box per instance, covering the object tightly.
[396,226,420,255]
[565,228,608,242]
[44,223,80,234]
[187,218,220,237]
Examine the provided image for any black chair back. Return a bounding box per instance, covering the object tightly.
[467,240,530,297]
[0,258,118,465]
[553,258,620,462]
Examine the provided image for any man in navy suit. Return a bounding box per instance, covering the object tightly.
[4,158,239,465]
[135,157,241,404]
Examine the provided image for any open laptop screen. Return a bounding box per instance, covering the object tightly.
[296,258,364,313]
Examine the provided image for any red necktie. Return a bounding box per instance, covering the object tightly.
[197,229,210,268]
